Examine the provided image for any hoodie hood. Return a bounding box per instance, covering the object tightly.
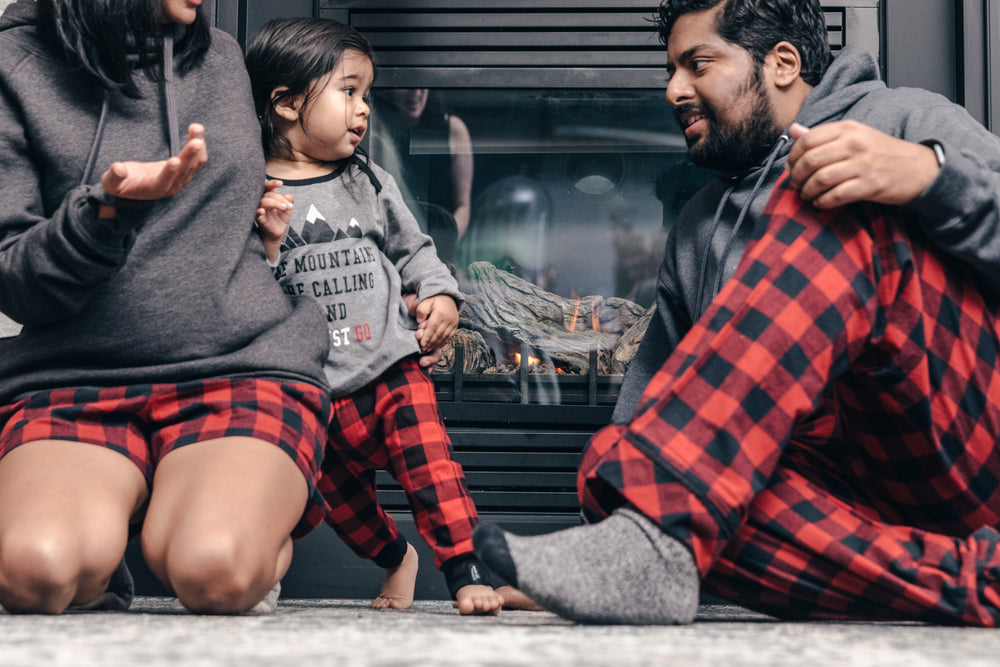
[795,44,885,129]
[0,0,36,32]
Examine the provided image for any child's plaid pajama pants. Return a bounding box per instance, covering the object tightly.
[306,358,479,569]
[579,175,1000,625]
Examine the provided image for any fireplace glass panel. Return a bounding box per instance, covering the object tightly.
[369,88,710,403]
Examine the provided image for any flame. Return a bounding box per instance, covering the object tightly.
[566,291,582,333]
[514,352,540,367]
[592,298,603,332]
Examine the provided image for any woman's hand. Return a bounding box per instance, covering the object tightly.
[101,124,208,201]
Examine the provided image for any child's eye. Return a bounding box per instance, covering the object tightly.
[344,87,356,96]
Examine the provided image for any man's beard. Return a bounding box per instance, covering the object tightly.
[677,69,783,172]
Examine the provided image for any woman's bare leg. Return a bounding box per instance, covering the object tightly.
[0,441,147,614]
[140,436,308,614]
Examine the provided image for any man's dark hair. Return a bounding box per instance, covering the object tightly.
[37,0,211,99]
[245,17,378,160]
[656,0,832,86]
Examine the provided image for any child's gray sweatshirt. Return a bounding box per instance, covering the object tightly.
[269,160,463,396]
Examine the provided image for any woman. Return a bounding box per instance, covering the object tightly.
[0,0,331,614]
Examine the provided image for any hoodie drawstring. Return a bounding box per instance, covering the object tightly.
[712,134,790,298]
[80,90,110,186]
[693,183,735,317]
[162,29,180,156]
[697,134,792,310]
[80,30,180,188]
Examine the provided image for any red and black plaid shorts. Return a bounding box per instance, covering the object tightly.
[0,377,330,535]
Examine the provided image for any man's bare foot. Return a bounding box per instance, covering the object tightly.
[497,585,545,611]
[452,584,504,615]
[371,543,419,609]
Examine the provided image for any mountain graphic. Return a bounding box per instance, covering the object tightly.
[347,218,363,238]
[300,204,337,244]
[280,226,307,252]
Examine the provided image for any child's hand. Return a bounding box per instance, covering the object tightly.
[256,179,293,262]
[414,294,459,353]
[452,584,503,616]
[403,293,446,368]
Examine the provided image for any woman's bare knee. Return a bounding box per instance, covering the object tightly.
[0,532,79,613]
[0,441,144,614]
[0,529,122,614]
[145,531,280,613]
[142,436,308,613]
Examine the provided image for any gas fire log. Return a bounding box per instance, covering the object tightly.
[437,329,495,374]
[610,304,654,374]
[441,262,647,375]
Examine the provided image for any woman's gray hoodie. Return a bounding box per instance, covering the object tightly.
[0,0,330,403]
[615,44,1000,423]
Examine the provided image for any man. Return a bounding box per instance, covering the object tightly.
[473,0,1000,626]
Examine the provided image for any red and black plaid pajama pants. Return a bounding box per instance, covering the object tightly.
[579,174,1000,625]
[308,358,479,569]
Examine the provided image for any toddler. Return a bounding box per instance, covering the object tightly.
[245,17,535,614]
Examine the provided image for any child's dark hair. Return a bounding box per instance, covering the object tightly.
[245,18,378,160]
[36,0,211,99]
[655,0,832,86]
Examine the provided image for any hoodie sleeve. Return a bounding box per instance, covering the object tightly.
[900,100,1000,292]
[378,171,464,305]
[0,79,148,326]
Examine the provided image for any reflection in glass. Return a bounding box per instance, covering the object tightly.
[370,88,710,402]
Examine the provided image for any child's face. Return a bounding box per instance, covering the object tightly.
[296,49,374,164]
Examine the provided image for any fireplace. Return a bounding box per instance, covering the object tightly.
[254,0,883,599]
[261,0,886,600]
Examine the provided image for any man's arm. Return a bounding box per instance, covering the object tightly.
[786,111,1000,292]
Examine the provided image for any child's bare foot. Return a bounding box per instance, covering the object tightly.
[496,585,545,611]
[371,543,419,609]
[452,584,504,615]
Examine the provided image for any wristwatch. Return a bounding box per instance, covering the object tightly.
[921,140,946,168]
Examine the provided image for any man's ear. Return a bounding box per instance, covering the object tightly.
[769,41,802,88]
[272,87,301,122]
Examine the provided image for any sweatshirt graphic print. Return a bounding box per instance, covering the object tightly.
[270,162,461,397]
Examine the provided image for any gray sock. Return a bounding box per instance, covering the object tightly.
[473,508,699,625]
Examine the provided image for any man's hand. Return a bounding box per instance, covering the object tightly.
[256,180,294,262]
[413,294,459,355]
[786,120,941,209]
[101,124,208,201]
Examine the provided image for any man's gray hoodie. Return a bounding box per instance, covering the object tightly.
[615,44,1000,423]
[0,0,330,403]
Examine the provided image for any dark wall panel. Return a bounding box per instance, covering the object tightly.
[884,0,957,101]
